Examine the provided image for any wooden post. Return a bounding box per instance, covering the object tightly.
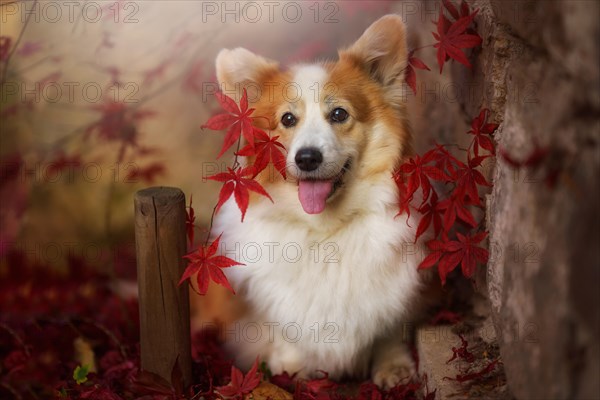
[134,187,191,387]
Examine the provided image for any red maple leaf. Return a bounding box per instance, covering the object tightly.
[216,357,262,398]
[432,7,482,72]
[202,89,257,158]
[419,231,488,284]
[305,371,338,395]
[398,153,448,205]
[442,0,460,19]
[236,128,287,178]
[425,142,465,180]
[418,239,446,271]
[468,108,498,156]
[208,166,273,222]
[416,191,443,241]
[179,234,242,295]
[437,193,477,232]
[405,51,431,95]
[443,231,488,282]
[185,195,196,247]
[454,155,491,205]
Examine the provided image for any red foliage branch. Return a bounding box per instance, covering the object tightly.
[395,108,498,284]
[180,89,286,295]
[405,0,481,94]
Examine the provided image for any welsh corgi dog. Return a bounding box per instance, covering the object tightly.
[211,15,435,388]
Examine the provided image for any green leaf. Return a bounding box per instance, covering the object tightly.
[73,364,90,385]
[259,360,272,380]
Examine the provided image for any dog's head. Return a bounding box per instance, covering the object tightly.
[216,15,411,217]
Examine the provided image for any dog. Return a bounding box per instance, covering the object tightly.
[211,15,435,389]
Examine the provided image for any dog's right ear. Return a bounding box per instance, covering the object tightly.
[215,48,279,102]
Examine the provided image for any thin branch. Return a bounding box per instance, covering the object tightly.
[1,0,38,85]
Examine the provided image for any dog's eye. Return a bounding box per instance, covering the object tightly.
[330,108,349,123]
[281,112,297,128]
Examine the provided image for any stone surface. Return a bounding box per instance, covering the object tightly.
[416,306,512,400]
[401,0,600,398]
[478,1,600,399]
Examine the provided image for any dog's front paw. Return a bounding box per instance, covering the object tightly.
[371,353,416,390]
[268,345,305,378]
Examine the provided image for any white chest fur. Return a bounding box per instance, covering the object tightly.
[212,178,425,377]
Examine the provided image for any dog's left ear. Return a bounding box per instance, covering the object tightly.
[341,15,408,92]
[216,48,279,103]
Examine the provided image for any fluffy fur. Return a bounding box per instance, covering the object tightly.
[212,15,433,388]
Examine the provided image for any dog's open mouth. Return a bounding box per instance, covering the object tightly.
[297,159,352,215]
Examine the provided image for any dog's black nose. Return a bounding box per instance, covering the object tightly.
[295,148,323,171]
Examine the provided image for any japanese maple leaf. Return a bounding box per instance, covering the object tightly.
[419,239,447,272]
[202,89,257,158]
[442,0,460,20]
[216,357,262,399]
[442,231,489,282]
[405,51,430,95]
[454,155,491,205]
[425,142,465,180]
[179,234,242,295]
[415,191,443,241]
[432,8,482,72]
[185,195,196,247]
[419,232,488,284]
[437,193,477,232]
[468,108,498,156]
[208,166,273,221]
[442,0,472,20]
[398,153,448,205]
[236,128,287,178]
[305,371,338,394]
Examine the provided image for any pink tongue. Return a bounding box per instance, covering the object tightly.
[298,180,333,214]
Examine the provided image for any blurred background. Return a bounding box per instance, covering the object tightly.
[1,1,598,399]
[1,0,410,278]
